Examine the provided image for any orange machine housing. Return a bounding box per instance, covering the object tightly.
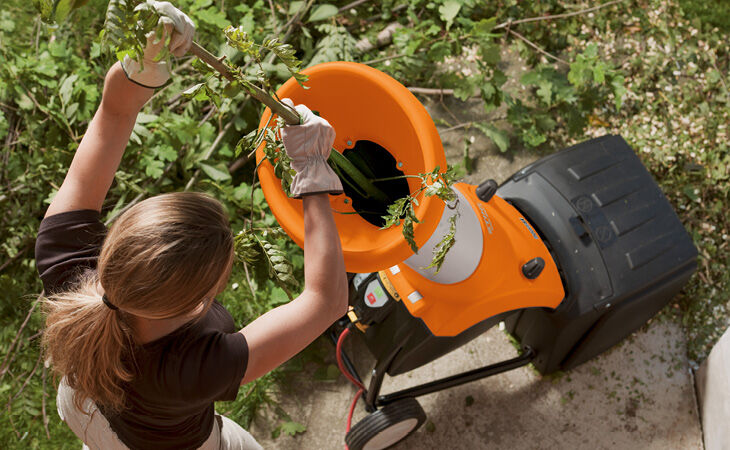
[380,183,564,336]
[257,61,564,336]
[256,62,446,274]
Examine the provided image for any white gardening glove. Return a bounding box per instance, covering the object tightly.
[280,99,343,198]
[120,1,196,89]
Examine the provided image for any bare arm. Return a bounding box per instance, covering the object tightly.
[45,63,154,217]
[239,194,348,384]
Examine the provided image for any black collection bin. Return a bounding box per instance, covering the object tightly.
[497,135,697,374]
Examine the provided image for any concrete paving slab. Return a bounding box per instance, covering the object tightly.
[252,320,701,450]
[696,325,730,450]
[249,91,703,450]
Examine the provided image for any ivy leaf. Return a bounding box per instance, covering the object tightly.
[439,1,462,30]
[308,4,338,22]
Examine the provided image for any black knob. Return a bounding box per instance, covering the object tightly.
[476,179,498,202]
[522,257,545,279]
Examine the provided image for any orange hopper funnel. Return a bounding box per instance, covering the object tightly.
[256,62,447,273]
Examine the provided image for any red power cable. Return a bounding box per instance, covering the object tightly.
[336,327,365,390]
[337,327,366,450]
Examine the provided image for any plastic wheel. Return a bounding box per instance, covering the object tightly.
[345,397,426,450]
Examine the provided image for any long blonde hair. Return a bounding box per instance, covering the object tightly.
[42,192,234,412]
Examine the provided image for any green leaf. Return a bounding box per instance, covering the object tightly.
[135,112,158,124]
[425,214,458,274]
[288,1,305,15]
[474,123,509,152]
[200,162,232,182]
[453,76,476,101]
[269,287,290,305]
[611,75,627,111]
[536,81,553,105]
[308,4,338,22]
[35,0,90,24]
[58,74,78,105]
[182,83,206,99]
[272,421,307,439]
[439,1,462,30]
[143,157,165,178]
[195,7,230,28]
[313,363,341,381]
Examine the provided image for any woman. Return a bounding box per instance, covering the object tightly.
[36,2,347,448]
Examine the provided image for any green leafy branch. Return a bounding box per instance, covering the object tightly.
[379,165,459,263]
[63,0,463,276]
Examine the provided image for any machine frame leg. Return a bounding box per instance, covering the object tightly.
[330,321,535,412]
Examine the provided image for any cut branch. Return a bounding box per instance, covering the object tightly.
[362,52,408,66]
[6,351,43,410]
[507,29,569,66]
[0,294,42,382]
[408,87,455,96]
[494,0,625,30]
[355,22,401,53]
[42,364,50,439]
[339,0,372,13]
[0,244,30,274]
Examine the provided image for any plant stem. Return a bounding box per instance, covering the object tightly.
[189,42,300,125]
[370,175,421,182]
[328,151,390,203]
[188,42,391,203]
[493,0,625,30]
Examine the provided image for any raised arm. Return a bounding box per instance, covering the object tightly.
[239,103,347,384]
[45,1,195,218]
[45,64,154,217]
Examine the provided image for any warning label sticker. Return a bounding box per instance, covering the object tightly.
[364,281,389,308]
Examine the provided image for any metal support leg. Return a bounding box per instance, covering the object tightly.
[376,347,535,407]
[364,346,401,413]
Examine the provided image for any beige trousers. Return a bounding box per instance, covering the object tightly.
[57,378,262,450]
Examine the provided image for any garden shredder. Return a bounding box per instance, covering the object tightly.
[256,62,698,450]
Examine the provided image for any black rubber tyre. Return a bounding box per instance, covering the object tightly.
[345,397,426,450]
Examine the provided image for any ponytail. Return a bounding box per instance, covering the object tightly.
[42,273,134,413]
[43,191,234,412]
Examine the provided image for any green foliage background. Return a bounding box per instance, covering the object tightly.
[0,0,727,447]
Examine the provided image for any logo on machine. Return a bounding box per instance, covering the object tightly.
[519,217,539,240]
[476,204,494,234]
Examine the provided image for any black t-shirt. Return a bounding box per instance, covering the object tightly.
[35,209,249,449]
